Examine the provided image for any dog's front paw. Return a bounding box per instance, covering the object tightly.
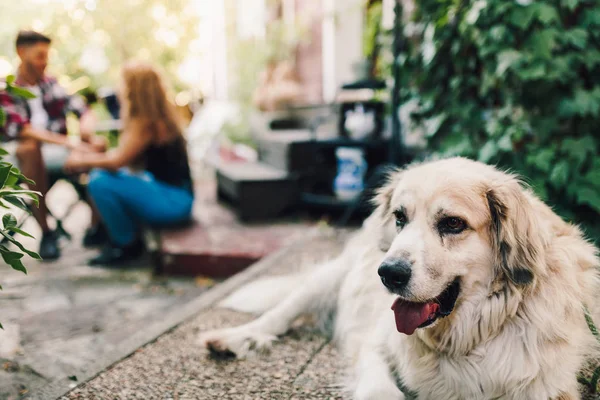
[198,327,277,359]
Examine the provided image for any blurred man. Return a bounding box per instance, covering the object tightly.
[0,30,107,260]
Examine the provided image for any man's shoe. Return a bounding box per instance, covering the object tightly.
[83,224,109,248]
[88,239,145,267]
[39,231,60,261]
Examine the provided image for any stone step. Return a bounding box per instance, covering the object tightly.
[153,180,309,278]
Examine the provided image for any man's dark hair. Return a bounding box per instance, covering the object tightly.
[15,30,51,48]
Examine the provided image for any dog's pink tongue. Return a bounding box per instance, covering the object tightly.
[391,298,439,335]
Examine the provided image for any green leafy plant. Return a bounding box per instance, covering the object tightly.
[394,0,600,244]
[580,307,600,393]
[0,75,41,329]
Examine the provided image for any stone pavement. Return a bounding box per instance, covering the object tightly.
[52,223,598,400]
[53,229,353,400]
[0,180,316,400]
[0,181,213,400]
[11,181,597,399]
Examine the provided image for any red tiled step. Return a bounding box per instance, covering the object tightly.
[154,180,310,278]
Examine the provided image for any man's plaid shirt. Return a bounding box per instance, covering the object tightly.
[0,75,88,141]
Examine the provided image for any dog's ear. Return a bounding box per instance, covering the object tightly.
[486,180,548,286]
[372,169,402,252]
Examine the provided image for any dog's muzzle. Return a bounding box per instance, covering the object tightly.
[378,258,412,293]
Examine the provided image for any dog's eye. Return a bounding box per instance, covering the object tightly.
[394,211,407,229]
[439,217,466,234]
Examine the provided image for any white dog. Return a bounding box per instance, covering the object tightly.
[200,157,600,400]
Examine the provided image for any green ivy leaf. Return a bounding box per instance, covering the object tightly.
[550,161,570,189]
[489,26,507,41]
[564,29,588,49]
[535,3,559,25]
[581,9,600,28]
[562,0,579,11]
[510,6,536,30]
[440,131,473,157]
[581,51,600,69]
[478,141,498,163]
[424,113,447,137]
[516,63,547,80]
[530,178,550,201]
[583,161,600,188]
[562,136,595,166]
[528,148,555,172]
[527,30,557,59]
[498,134,513,151]
[496,50,522,76]
[560,90,600,118]
[396,0,600,245]
[576,187,600,212]
[5,75,15,85]
[2,213,17,229]
[558,99,577,117]
[0,148,9,157]
[0,109,5,128]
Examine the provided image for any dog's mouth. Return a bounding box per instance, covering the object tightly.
[390,278,460,335]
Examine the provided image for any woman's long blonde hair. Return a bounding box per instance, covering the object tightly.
[119,61,183,144]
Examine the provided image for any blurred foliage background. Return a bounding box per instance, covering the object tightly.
[370,0,600,244]
[0,0,201,95]
[3,0,597,243]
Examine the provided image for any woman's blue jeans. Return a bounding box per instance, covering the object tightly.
[87,168,194,246]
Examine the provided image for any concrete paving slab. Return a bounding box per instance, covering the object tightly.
[55,223,599,400]
[0,324,21,359]
[15,180,596,399]
[47,228,352,400]
[3,180,309,400]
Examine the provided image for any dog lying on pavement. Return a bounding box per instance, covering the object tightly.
[200,157,600,400]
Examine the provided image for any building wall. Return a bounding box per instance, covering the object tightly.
[211,0,365,106]
[333,0,364,90]
[294,0,324,104]
[293,0,364,104]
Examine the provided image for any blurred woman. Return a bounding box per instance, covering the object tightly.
[64,61,194,265]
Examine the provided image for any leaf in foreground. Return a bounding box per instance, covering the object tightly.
[6,227,33,239]
[2,213,17,229]
[0,247,27,274]
[0,231,40,260]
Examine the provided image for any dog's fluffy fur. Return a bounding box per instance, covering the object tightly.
[199,157,600,400]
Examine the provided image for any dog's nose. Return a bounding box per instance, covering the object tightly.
[378,258,412,291]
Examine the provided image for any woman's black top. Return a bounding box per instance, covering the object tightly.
[144,136,193,193]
